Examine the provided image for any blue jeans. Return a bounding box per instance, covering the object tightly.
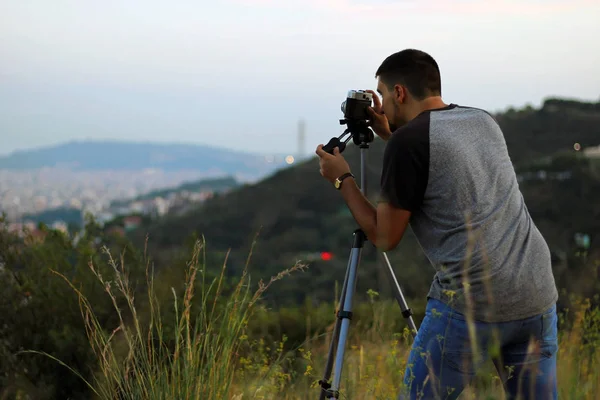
[399,298,558,399]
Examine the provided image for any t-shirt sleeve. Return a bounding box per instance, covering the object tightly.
[379,126,429,212]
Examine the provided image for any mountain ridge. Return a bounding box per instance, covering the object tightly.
[0,139,292,177]
[3,139,275,158]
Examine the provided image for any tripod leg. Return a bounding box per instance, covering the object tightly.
[379,252,418,337]
[318,251,352,400]
[325,229,364,399]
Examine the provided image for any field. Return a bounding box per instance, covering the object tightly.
[14,237,598,400]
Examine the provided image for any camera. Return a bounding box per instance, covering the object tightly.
[323,90,374,154]
[341,90,373,121]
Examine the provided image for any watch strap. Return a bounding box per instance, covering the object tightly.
[336,172,354,189]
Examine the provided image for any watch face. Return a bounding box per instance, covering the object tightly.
[334,179,341,189]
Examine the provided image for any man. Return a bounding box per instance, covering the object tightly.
[316,49,559,399]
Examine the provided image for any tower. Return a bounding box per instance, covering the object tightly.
[297,119,306,160]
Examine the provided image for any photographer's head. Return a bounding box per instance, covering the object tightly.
[375,49,446,130]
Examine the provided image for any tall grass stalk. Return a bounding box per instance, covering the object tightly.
[20,233,600,399]
[29,237,306,399]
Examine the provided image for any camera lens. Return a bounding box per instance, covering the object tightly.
[341,100,346,113]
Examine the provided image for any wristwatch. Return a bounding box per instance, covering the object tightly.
[334,172,354,190]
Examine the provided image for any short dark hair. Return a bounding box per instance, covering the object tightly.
[375,49,441,100]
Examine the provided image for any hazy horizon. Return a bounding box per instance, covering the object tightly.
[2,0,599,157]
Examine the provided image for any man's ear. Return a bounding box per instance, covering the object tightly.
[393,84,406,104]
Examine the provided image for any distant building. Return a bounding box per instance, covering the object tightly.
[123,216,142,231]
[25,228,47,245]
[154,197,169,216]
[70,198,83,209]
[8,222,37,238]
[97,212,116,225]
[106,225,126,237]
[51,221,68,233]
[583,145,600,158]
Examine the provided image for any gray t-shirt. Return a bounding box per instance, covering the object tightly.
[379,104,558,322]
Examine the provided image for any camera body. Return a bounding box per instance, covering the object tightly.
[324,90,375,154]
[341,90,373,121]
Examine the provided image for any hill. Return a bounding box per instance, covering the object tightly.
[495,97,600,163]
[132,98,600,306]
[0,140,289,178]
[137,176,238,200]
[21,207,83,227]
[110,176,239,206]
[135,138,406,305]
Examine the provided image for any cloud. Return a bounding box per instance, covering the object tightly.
[232,0,598,17]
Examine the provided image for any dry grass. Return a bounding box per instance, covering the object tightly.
[25,236,600,400]
[234,297,600,400]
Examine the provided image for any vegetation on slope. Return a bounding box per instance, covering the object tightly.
[2,222,600,399]
[133,98,600,307]
[2,98,600,399]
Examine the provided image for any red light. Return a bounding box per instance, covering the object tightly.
[320,252,333,261]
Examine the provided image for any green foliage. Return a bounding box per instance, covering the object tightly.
[1,98,600,398]
[45,239,304,400]
[0,216,138,399]
[130,98,600,312]
[496,98,600,163]
[1,216,600,399]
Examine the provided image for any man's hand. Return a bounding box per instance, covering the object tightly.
[315,144,351,184]
[365,89,393,141]
[315,143,410,251]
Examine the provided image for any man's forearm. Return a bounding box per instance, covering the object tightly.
[339,177,378,243]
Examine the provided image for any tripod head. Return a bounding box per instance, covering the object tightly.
[321,118,374,199]
[322,119,374,154]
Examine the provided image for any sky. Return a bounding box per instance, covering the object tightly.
[1,0,599,156]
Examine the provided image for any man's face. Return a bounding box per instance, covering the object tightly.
[376,78,404,132]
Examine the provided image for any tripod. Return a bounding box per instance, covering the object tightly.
[318,118,419,400]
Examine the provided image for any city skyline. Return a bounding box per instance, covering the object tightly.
[1,0,599,156]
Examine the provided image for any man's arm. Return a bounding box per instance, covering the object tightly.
[338,177,411,252]
[314,136,420,251]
